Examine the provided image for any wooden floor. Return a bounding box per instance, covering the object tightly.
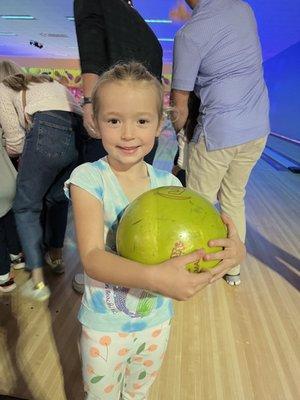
[0,137,299,399]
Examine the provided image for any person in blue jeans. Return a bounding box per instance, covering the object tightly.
[0,70,83,301]
[0,142,25,293]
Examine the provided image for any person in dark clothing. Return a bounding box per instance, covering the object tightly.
[72,0,163,293]
[74,0,163,163]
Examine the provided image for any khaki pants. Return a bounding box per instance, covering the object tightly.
[187,136,267,276]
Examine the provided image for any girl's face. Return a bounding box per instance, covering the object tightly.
[94,80,161,170]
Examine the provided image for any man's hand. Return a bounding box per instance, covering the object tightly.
[83,103,99,138]
[81,73,100,138]
[170,89,190,133]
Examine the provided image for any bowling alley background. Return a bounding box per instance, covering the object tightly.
[0,2,299,400]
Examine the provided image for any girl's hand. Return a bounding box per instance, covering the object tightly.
[203,213,246,283]
[150,249,213,301]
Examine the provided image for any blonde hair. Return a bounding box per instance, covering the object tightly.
[2,73,53,92]
[0,60,23,82]
[92,62,164,121]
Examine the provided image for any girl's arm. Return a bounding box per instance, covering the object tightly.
[71,183,160,290]
[71,185,245,301]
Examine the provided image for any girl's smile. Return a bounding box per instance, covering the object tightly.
[117,145,141,154]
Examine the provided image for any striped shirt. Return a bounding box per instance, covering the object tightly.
[172,0,270,150]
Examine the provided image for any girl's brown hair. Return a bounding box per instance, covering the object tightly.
[91,62,164,121]
[2,73,53,92]
[0,60,23,83]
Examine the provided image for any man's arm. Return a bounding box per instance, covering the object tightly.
[171,30,202,132]
[170,89,190,174]
[81,73,99,137]
[81,73,99,99]
[171,29,202,171]
[74,0,108,75]
[170,89,190,133]
[74,0,108,137]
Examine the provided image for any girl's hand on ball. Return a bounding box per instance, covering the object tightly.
[204,213,246,283]
[151,249,214,301]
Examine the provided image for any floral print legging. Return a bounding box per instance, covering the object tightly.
[81,320,171,399]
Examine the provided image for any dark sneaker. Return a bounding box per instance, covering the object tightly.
[45,252,65,275]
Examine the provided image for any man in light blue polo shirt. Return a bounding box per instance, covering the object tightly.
[171,0,270,285]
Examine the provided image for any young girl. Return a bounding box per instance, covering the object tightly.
[65,62,245,399]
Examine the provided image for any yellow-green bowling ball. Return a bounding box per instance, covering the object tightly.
[116,186,227,272]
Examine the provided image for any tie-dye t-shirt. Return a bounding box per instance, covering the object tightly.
[65,157,182,333]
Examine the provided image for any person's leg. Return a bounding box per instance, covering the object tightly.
[187,138,239,284]
[123,321,171,400]
[0,213,16,292]
[0,215,11,279]
[13,124,50,288]
[14,111,78,300]
[80,326,129,400]
[43,191,69,274]
[44,162,77,274]
[3,209,22,255]
[2,209,25,269]
[186,137,233,205]
[44,112,79,273]
[218,137,267,282]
